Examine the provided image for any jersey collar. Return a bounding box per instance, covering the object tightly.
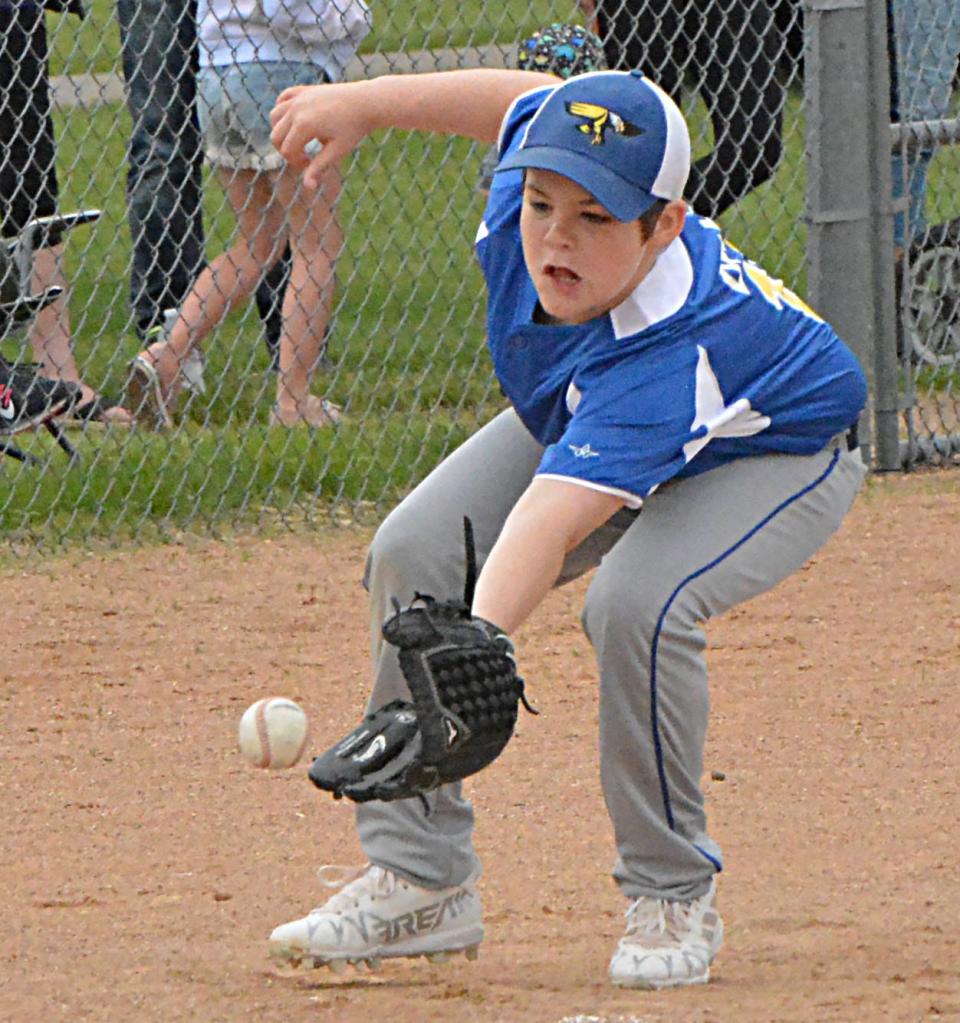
[608,234,694,339]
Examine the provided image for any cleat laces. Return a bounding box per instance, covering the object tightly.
[312,863,399,914]
[623,895,701,950]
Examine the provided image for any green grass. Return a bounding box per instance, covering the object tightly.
[46,0,120,77]
[1,102,509,544]
[0,413,482,543]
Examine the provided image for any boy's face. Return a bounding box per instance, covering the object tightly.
[519,169,667,325]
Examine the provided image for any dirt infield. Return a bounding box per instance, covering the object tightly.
[3,471,958,1023]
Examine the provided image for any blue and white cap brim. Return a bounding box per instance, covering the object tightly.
[496,146,660,221]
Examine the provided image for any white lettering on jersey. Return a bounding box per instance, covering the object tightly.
[569,442,600,459]
[683,345,771,463]
[718,240,750,296]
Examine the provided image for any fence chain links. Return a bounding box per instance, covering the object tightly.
[0,0,953,547]
[890,0,960,466]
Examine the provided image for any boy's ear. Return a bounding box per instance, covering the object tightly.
[652,201,687,249]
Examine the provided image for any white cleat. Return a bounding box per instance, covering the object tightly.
[608,879,723,990]
[269,863,484,975]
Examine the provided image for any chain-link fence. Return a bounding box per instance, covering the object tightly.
[0,0,954,548]
[890,0,960,466]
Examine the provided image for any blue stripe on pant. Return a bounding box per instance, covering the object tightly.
[585,443,863,902]
[649,448,842,839]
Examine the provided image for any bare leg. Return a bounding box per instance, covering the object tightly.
[133,163,341,427]
[271,163,342,424]
[139,166,287,397]
[27,245,78,379]
[29,246,133,423]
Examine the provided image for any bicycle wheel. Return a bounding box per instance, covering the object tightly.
[903,218,960,369]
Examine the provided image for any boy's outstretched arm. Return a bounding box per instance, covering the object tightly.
[270,69,558,190]
[471,478,625,634]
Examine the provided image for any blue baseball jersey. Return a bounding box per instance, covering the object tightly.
[475,88,867,507]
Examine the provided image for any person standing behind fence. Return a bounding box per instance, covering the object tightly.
[127,0,370,429]
[116,0,301,370]
[116,0,205,342]
[0,0,133,426]
[582,0,786,219]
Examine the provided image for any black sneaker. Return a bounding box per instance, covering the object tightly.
[0,357,81,435]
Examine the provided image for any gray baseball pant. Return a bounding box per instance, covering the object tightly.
[357,408,865,901]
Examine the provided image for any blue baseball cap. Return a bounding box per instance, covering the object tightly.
[495,71,691,222]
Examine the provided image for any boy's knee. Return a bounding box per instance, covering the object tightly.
[366,514,410,584]
[582,567,662,648]
[365,506,439,594]
[366,506,477,604]
[582,556,709,650]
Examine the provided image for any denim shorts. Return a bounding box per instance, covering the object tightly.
[198,62,328,172]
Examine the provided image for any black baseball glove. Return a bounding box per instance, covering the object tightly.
[309,518,536,803]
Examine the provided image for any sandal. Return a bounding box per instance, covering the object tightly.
[268,396,342,428]
[127,353,174,430]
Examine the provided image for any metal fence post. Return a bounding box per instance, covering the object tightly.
[804,0,900,470]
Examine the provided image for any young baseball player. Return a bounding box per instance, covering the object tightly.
[267,68,867,988]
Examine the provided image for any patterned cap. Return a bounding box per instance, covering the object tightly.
[496,71,691,221]
[516,23,607,79]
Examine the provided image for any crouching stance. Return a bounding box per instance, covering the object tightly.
[267,66,867,988]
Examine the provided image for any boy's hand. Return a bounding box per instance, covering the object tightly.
[272,70,559,190]
[270,82,373,190]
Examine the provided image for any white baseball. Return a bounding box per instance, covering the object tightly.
[238,698,309,770]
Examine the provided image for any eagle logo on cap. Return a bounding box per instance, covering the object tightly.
[565,101,644,145]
